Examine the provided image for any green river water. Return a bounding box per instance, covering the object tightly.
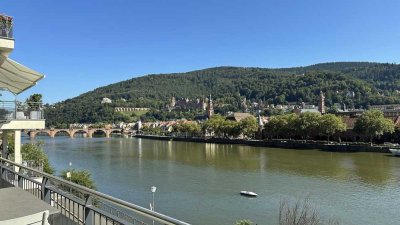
[31,136,400,225]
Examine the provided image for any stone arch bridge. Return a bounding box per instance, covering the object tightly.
[27,128,130,139]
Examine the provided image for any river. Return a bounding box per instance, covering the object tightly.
[27,136,400,225]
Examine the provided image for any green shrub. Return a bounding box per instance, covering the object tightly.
[21,142,54,174]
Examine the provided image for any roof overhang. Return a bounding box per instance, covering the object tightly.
[0,55,44,95]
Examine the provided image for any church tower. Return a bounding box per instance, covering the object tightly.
[318,91,325,114]
[207,94,214,118]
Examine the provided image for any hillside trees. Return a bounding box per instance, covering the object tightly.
[44,63,400,127]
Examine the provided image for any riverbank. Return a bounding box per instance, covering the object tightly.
[134,134,392,153]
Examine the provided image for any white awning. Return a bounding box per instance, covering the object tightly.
[0,55,44,94]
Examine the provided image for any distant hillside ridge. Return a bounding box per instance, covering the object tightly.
[44,62,400,127]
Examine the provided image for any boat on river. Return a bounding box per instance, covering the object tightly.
[389,148,400,156]
[240,191,257,197]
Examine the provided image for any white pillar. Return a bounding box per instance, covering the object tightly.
[2,130,8,158]
[14,130,22,164]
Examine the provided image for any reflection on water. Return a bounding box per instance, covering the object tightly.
[125,139,397,186]
[31,136,400,225]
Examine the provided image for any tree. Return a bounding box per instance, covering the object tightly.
[319,114,346,141]
[60,169,96,190]
[295,112,322,139]
[20,142,54,174]
[264,115,284,138]
[173,121,201,137]
[354,110,395,144]
[221,120,241,138]
[26,94,42,110]
[265,114,298,139]
[201,115,226,137]
[141,125,163,135]
[0,132,14,159]
[279,197,339,225]
[240,117,258,138]
[327,105,339,114]
[60,169,96,199]
[279,113,298,139]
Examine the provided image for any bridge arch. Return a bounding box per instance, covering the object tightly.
[110,129,122,136]
[53,129,71,137]
[70,129,88,138]
[90,129,108,138]
[33,131,51,138]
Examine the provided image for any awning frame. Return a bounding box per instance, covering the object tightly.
[0,55,44,95]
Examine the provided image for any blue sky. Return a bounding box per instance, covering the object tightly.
[2,0,400,103]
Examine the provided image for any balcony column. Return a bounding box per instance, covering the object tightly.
[14,130,21,164]
[1,130,8,158]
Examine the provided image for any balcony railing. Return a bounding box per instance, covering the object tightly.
[0,157,190,225]
[0,14,13,39]
[0,101,44,122]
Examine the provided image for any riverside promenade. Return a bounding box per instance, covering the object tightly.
[134,135,392,153]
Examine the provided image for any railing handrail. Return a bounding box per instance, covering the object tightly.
[0,100,43,104]
[0,101,45,121]
[0,157,190,225]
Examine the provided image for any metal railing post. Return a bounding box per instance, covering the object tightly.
[85,195,94,225]
[14,100,17,119]
[17,172,23,188]
[42,177,51,204]
[0,160,4,180]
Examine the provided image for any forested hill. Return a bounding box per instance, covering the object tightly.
[45,62,400,127]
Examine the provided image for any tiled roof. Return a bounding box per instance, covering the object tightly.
[226,113,254,122]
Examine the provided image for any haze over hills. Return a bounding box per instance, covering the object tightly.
[45,62,400,127]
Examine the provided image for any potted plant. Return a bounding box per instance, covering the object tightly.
[26,94,42,119]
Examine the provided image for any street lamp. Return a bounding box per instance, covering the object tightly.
[150,186,157,225]
[67,162,72,193]
[68,161,72,180]
[150,186,157,211]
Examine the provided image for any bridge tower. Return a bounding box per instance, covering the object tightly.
[207,94,214,119]
[318,90,326,114]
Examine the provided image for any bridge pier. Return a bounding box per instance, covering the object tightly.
[29,131,36,139]
[49,129,56,138]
